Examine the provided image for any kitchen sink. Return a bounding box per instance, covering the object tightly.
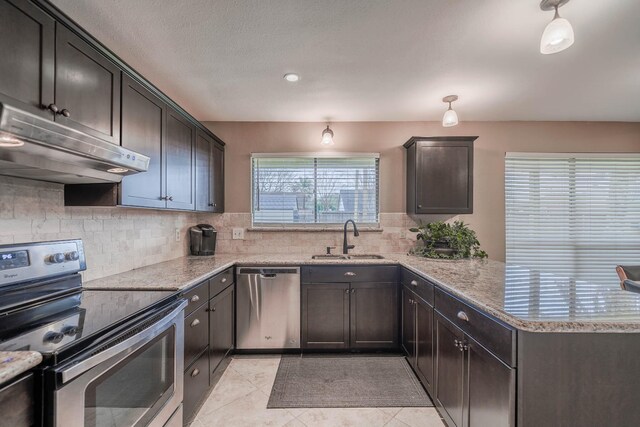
[311,254,349,260]
[347,254,385,259]
[311,254,385,260]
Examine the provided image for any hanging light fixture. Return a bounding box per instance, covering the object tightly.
[441,95,459,127]
[321,125,334,146]
[539,0,574,55]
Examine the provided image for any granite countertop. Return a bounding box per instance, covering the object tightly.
[0,351,42,385]
[84,253,640,333]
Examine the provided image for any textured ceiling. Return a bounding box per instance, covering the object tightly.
[51,0,640,122]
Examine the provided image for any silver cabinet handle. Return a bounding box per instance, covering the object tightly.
[190,318,200,327]
[410,280,418,286]
[417,204,423,208]
[191,368,200,377]
[168,196,174,201]
[59,109,71,118]
[351,289,355,294]
[191,295,200,303]
[344,272,356,277]
[454,339,460,348]
[47,103,59,114]
[457,311,470,322]
[221,277,227,283]
[345,289,350,294]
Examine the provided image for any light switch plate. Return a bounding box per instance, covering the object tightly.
[232,228,244,240]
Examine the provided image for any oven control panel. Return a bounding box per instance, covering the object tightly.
[0,239,86,287]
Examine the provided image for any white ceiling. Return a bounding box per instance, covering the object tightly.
[52,0,640,122]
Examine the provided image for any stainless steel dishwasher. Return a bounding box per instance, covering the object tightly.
[236,267,300,349]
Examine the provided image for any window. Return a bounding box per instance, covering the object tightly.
[251,153,379,226]
[505,153,640,287]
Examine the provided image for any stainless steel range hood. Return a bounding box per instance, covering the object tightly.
[0,103,149,184]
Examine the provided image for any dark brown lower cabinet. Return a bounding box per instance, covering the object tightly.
[435,314,466,427]
[0,373,34,427]
[350,282,398,349]
[402,286,434,394]
[183,349,209,425]
[401,286,416,358]
[467,337,515,427]
[415,297,434,392]
[435,313,515,427]
[209,284,235,373]
[301,283,350,349]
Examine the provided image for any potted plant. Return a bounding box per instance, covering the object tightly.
[409,220,487,259]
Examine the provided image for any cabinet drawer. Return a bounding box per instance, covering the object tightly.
[435,288,515,366]
[400,268,434,305]
[183,281,208,316]
[302,265,398,283]
[183,350,209,424]
[209,268,234,297]
[184,303,209,368]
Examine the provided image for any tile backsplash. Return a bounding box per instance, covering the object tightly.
[1,176,420,281]
[0,176,197,281]
[206,212,419,256]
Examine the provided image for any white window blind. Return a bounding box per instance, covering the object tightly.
[251,154,379,226]
[505,153,640,287]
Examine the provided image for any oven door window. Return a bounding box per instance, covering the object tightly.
[84,327,175,427]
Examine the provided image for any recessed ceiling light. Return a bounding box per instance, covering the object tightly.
[283,73,300,82]
[107,167,129,174]
[0,134,24,147]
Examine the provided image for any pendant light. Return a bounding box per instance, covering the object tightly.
[540,0,574,55]
[441,95,459,128]
[321,125,334,146]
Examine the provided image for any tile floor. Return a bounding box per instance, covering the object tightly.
[191,356,446,427]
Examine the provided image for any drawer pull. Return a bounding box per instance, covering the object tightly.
[190,295,200,303]
[345,289,350,294]
[344,272,356,277]
[221,277,227,283]
[190,318,200,327]
[410,280,418,286]
[191,368,200,377]
[457,311,470,322]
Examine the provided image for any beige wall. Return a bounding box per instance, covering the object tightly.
[204,121,640,261]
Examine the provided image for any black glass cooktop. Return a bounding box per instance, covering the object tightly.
[0,288,176,360]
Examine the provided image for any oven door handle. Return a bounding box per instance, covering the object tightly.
[58,299,187,384]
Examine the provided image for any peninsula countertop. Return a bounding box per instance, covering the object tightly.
[84,253,640,333]
[0,351,42,386]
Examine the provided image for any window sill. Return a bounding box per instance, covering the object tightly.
[247,226,383,233]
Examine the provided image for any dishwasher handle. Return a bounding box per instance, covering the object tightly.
[238,267,300,276]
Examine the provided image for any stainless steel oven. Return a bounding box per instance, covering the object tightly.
[50,299,187,427]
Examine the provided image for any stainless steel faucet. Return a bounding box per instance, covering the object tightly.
[342,219,360,254]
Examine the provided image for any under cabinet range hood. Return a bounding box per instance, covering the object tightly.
[0,103,149,184]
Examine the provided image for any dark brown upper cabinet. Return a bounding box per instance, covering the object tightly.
[195,130,225,212]
[165,107,195,210]
[0,0,55,119]
[119,75,166,209]
[54,25,121,145]
[404,136,476,214]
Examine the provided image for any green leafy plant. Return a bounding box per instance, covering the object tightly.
[409,220,487,259]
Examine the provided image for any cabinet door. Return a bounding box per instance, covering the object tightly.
[435,314,465,427]
[0,0,55,118]
[183,349,209,425]
[119,75,166,208]
[210,143,225,212]
[195,130,213,212]
[350,282,398,349]
[301,283,349,349]
[415,298,434,393]
[165,108,195,210]
[402,287,416,363]
[467,338,515,427]
[55,25,121,144]
[209,285,234,373]
[0,373,34,427]
[415,140,473,214]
